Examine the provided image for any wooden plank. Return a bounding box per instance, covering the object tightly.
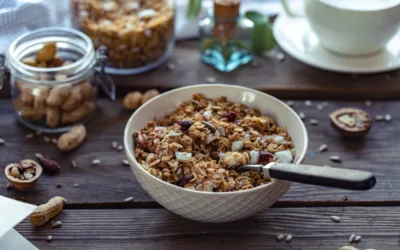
[15,207,400,249]
[0,41,399,100]
[1,99,399,204]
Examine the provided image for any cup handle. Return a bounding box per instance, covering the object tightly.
[281,0,304,17]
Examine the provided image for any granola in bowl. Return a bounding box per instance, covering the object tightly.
[133,94,295,192]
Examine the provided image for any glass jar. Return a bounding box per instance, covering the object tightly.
[71,0,176,75]
[0,27,115,133]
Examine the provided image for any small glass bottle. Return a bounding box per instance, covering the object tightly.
[199,0,253,72]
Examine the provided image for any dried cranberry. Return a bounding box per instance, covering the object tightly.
[224,112,238,122]
[177,174,193,187]
[259,151,273,164]
[178,120,193,131]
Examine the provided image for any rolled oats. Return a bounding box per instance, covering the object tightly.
[133,94,295,192]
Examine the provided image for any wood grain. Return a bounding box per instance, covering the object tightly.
[1,99,399,205]
[16,207,400,249]
[0,41,398,100]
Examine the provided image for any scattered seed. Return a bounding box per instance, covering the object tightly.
[305,100,312,106]
[56,184,62,188]
[26,133,34,139]
[318,144,328,152]
[343,196,348,201]
[365,100,372,107]
[51,221,62,228]
[330,155,342,163]
[43,136,50,143]
[116,145,124,152]
[310,119,318,125]
[251,60,259,68]
[112,141,118,149]
[205,77,216,83]
[71,160,77,168]
[299,112,306,120]
[349,234,357,243]
[74,183,79,188]
[375,115,384,121]
[92,159,101,166]
[6,183,14,190]
[276,235,284,241]
[122,159,129,166]
[276,53,285,61]
[330,215,340,222]
[166,63,176,71]
[354,235,362,242]
[339,247,358,250]
[285,235,292,242]
[51,138,58,145]
[124,196,134,202]
[46,235,53,242]
[35,153,44,159]
[286,101,294,107]
[317,104,323,111]
[385,114,392,122]
[35,131,42,136]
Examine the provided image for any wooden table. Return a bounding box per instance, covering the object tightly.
[1,41,400,250]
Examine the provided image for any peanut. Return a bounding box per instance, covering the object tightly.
[48,57,63,67]
[61,87,83,112]
[55,73,68,81]
[46,84,72,107]
[61,102,94,124]
[20,106,44,121]
[33,86,49,110]
[141,89,159,104]
[20,86,35,105]
[22,57,37,67]
[57,124,87,151]
[46,107,61,128]
[123,91,142,110]
[75,81,94,101]
[30,196,66,226]
[36,43,57,63]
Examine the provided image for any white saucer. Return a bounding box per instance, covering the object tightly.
[273,13,400,74]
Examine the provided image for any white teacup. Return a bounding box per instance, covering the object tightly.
[281,0,400,56]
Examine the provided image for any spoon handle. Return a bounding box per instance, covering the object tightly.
[264,162,376,190]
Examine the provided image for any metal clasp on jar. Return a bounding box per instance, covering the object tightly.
[95,46,116,101]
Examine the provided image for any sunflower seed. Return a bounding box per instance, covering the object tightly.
[116,145,124,152]
[74,183,79,188]
[71,160,77,168]
[385,114,392,122]
[349,234,356,243]
[51,138,58,145]
[317,104,323,111]
[26,133,34,139]
[276,53,285,61]
[46,235,53,242]
[122,159,129,166]
[35,153,44,159]
[43,136,50,143]
[318,144,328,152]
[354,235,362,242]
[205,77,216,83]
[305,100,312,106]
[276,235,284,241]
[112,141,118,149]
[6,183,14,190]
[0,138,4,145]
[310,119,318,125]
[330,155,342,163]
[330,215,340,222]
[365,100,372,107]
[375,115,384,121]
[339,247,358,250]
[92,159,101,166]
[299,112,306,120]
[286,101,294,107]
[124,196,134,202]
[51,221,62,228]
[285,235,292,242]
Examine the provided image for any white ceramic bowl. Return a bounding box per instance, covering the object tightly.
[124,84,308,222]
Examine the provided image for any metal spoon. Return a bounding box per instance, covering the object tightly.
[237,162,376,190]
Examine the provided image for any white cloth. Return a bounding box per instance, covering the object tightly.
[0,0,283,53]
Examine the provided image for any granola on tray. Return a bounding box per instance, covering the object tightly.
[133,94,295,192]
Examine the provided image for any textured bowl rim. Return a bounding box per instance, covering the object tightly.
[124,84,308,196]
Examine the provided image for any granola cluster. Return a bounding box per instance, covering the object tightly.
[71,0,174,68]
[133,94,295,192]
